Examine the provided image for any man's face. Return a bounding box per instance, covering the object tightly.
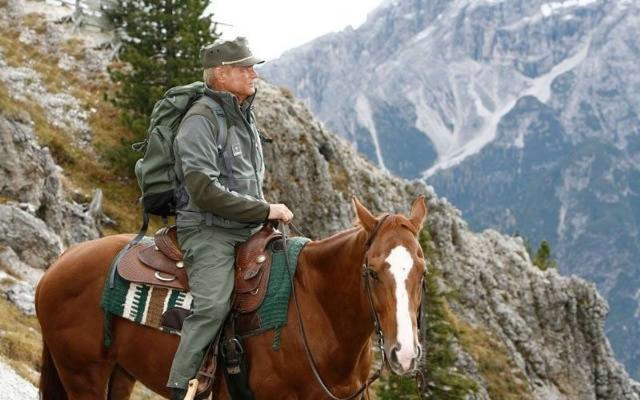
[217,65,258,102]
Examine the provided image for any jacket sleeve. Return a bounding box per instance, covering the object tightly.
[175,115,270,223]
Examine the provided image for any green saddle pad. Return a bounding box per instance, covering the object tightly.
[101,236,310,349]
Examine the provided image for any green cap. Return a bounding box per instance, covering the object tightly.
[200,37,264,68]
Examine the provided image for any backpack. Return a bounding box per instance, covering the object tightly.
[108,83,230,289]
[133,81,229,219]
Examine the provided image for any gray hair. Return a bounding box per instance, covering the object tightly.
[203,67,219,86]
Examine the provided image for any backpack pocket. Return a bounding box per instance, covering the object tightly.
[135,125,177,216]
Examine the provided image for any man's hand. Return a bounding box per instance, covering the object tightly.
[268,204,294,224]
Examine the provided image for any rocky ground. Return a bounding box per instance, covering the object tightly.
[0,359,37,400]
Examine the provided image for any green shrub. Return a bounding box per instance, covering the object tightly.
[532,240,557,271]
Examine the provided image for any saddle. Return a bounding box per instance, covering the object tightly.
[117,223,283,400]
[117,223,283,314]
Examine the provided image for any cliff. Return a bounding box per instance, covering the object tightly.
[260,0,640,377]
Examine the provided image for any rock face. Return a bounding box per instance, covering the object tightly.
[0,1,103,313]
[261,0,640,378]
[0,110,102,313]
[255,82,640,398]
[0,0,107,268]
[0,111,102,248]
[255,84,429,237]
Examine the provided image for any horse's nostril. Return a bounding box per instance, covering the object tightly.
[390,344,400,364]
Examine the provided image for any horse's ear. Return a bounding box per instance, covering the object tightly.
[353,196,377,232]
[409,195,427,233]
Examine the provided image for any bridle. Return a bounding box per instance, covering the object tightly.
[282,214,407,400]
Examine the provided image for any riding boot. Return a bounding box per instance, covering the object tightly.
[170,387,188,400]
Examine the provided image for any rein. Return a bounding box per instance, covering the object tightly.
[280,215,391,400]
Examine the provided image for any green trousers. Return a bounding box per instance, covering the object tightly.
[167,223,259,389]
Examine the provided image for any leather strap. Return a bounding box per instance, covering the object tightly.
[281,216,390,400]
[109,211,149,289]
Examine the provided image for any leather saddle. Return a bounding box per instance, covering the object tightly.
[117,223,283,400]
[117,223,283,314]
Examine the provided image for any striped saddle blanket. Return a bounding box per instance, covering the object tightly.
[100,236,309,348]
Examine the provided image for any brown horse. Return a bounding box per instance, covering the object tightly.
[36,196,427,399]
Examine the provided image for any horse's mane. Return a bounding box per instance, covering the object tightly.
[314,225,362,245]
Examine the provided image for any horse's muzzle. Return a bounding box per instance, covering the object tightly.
[387,343,422,375]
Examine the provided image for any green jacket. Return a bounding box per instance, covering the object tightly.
[173,87,269,228]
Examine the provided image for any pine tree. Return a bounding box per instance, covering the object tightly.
[104,0,218,136]
[533,240,557,271]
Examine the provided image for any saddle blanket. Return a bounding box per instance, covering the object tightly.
[101,236,310,348]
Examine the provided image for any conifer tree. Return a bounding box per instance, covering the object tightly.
[105,0,218,136]
[533,240,557,271]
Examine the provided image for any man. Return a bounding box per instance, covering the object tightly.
[167,37,293,399]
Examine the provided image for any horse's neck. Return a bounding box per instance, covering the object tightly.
[300,227,373,347]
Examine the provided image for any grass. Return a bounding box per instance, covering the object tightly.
[0,194,15,204]
[328,162,351,195]
[22,13,48,35]
[0,12,144,234]
[0,297,42,386]
[0,23,68,95]
[61,37,87,61]
[448,310,533,400]
[0,80,27,121]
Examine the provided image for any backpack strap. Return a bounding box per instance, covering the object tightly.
[183,98,235,190]
[208,102,235,191]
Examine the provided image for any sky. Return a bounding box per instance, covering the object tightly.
[208,0,384,61]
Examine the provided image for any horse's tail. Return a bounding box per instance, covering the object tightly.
[39,341,67,400]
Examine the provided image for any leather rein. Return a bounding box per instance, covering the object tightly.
[281,215,391,400]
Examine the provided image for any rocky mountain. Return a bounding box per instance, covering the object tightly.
[260,0,640,379]
[1,0,639,398]
[255,82,640,399]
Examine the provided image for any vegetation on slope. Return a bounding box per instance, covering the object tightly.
[0,12,143,234]
[0,296,41,386]
[377,229,535,399]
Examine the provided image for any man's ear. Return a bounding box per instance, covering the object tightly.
[214,66,226,82]
[409,195,427,233]
[353,196,377,232]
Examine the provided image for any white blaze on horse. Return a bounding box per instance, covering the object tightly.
[36,196,428,399]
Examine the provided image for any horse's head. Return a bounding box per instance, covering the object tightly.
[353,195,427,375]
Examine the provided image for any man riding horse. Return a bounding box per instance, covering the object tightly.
[35,36,428,400]
[167,37,293,399]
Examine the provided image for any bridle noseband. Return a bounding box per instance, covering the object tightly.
[281,215,395,400]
